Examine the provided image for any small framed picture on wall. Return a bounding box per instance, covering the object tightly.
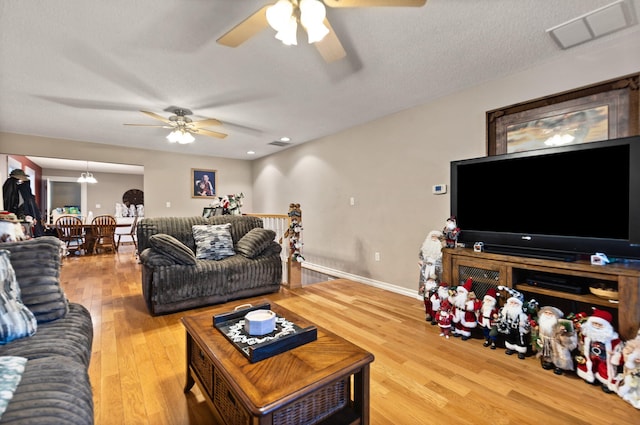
[191,169,217,198]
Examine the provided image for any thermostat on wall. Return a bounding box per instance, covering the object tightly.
[432,184,447,195]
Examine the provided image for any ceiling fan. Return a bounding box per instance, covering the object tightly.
[217,0,427,63]
[124,108,227,144]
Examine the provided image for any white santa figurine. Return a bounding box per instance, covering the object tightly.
[617,329,640,409]
[418,230,444,322]
[534,306,577,375]
[478,287,499,349]
[575,308,623,393]
[451,278,480,340]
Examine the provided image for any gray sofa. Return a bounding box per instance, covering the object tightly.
[0,237,94,425]
[138,215,282,316]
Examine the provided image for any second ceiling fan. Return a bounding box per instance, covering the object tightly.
[124,109,227,144]
[217,0,427,63]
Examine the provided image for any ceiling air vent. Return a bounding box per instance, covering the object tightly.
[268,140,292,147]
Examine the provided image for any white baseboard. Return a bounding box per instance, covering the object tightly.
[301,262,421,300]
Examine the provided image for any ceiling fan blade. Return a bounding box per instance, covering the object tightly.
[140,110,172,123]
[123,124,171,128]
[217,5,270,47]
[315,19,346,63]
[198,129,228,139]
[192,118,223,128]
[324,0,426,7]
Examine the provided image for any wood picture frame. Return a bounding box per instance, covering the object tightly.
[487,73,639,155]
[191,169,217,198]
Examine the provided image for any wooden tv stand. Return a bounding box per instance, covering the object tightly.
[441,247,640,340]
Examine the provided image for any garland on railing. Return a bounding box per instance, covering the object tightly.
[283,203,304,262]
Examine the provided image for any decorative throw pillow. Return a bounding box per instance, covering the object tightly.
[149,234,196,265]
[236,228,276,259]
[192,224,235,260]
[0,356,27,417]
[0,250,37,345]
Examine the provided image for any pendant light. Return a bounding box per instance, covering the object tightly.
[77,161,98,184]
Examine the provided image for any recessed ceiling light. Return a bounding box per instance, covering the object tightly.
[247,150,256,155]
[280,137,291,142]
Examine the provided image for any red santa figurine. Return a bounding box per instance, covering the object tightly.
[451,278,479,340]
[478,287,499,349]
[443,216,460,248]
[430,281,450,326]
[575,308,623,393]
[436,299,453,339]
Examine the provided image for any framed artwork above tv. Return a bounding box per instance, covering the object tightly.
[486,73,639,155]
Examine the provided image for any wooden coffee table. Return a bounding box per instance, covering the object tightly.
[182,301,374,425]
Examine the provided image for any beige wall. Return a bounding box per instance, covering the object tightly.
[42,168,144,217]
[0,134,253,217]
[1,33,638,296]
[251,34,640,295]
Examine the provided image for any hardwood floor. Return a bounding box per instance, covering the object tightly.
[60,245,640,425]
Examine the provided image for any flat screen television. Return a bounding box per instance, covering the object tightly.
[450,136,640,261]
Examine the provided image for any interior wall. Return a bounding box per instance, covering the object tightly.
[0,135,253,218]
[251,32,640,294]
[50,181,81,211]
[43,169,144,218]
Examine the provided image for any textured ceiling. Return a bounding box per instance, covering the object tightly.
[1,0,639,161]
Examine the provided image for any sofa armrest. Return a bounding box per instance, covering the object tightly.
[1,237,69,323]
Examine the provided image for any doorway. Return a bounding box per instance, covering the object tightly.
[44,176,87,224]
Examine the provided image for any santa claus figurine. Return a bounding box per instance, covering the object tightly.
[533,306,578,375]
[451,278,480,340]
[429,281,451,326]
[419,273,438,323]
[617,329,640,409]
[495,289,530,359]
[443,216,460,249]
[575,308,623,393]
[418,230,444,322]
[435,299,453,338]
[478,287,499,349]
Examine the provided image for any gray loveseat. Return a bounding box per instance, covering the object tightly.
[138,215,282,316]
[0,237,94,425]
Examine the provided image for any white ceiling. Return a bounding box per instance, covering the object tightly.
[1,0,639,161]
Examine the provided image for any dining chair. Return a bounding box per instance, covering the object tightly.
[55,215,86,255]
[91,214,117,254]
[116,215,138,252]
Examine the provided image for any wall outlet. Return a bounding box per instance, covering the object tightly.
[95,203,101,209]
[374,252,381,261]
[166,201,171,208]
[350,197,355,206]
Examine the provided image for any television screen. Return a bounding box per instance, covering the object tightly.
[451,137,640,260]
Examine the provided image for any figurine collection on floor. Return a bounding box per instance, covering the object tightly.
[417,218,640,410]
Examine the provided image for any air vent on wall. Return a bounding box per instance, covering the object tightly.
[268,140,292,147]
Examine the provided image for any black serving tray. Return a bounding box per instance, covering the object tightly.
[213,302,318,363]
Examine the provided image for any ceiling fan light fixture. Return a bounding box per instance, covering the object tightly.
[167,130,182,143]
[267,0,294,31]
[275,16,298,45]
[167,129,195,144]
[178,131,195,144]
[300,0,328,43]
[305,22,329,43]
